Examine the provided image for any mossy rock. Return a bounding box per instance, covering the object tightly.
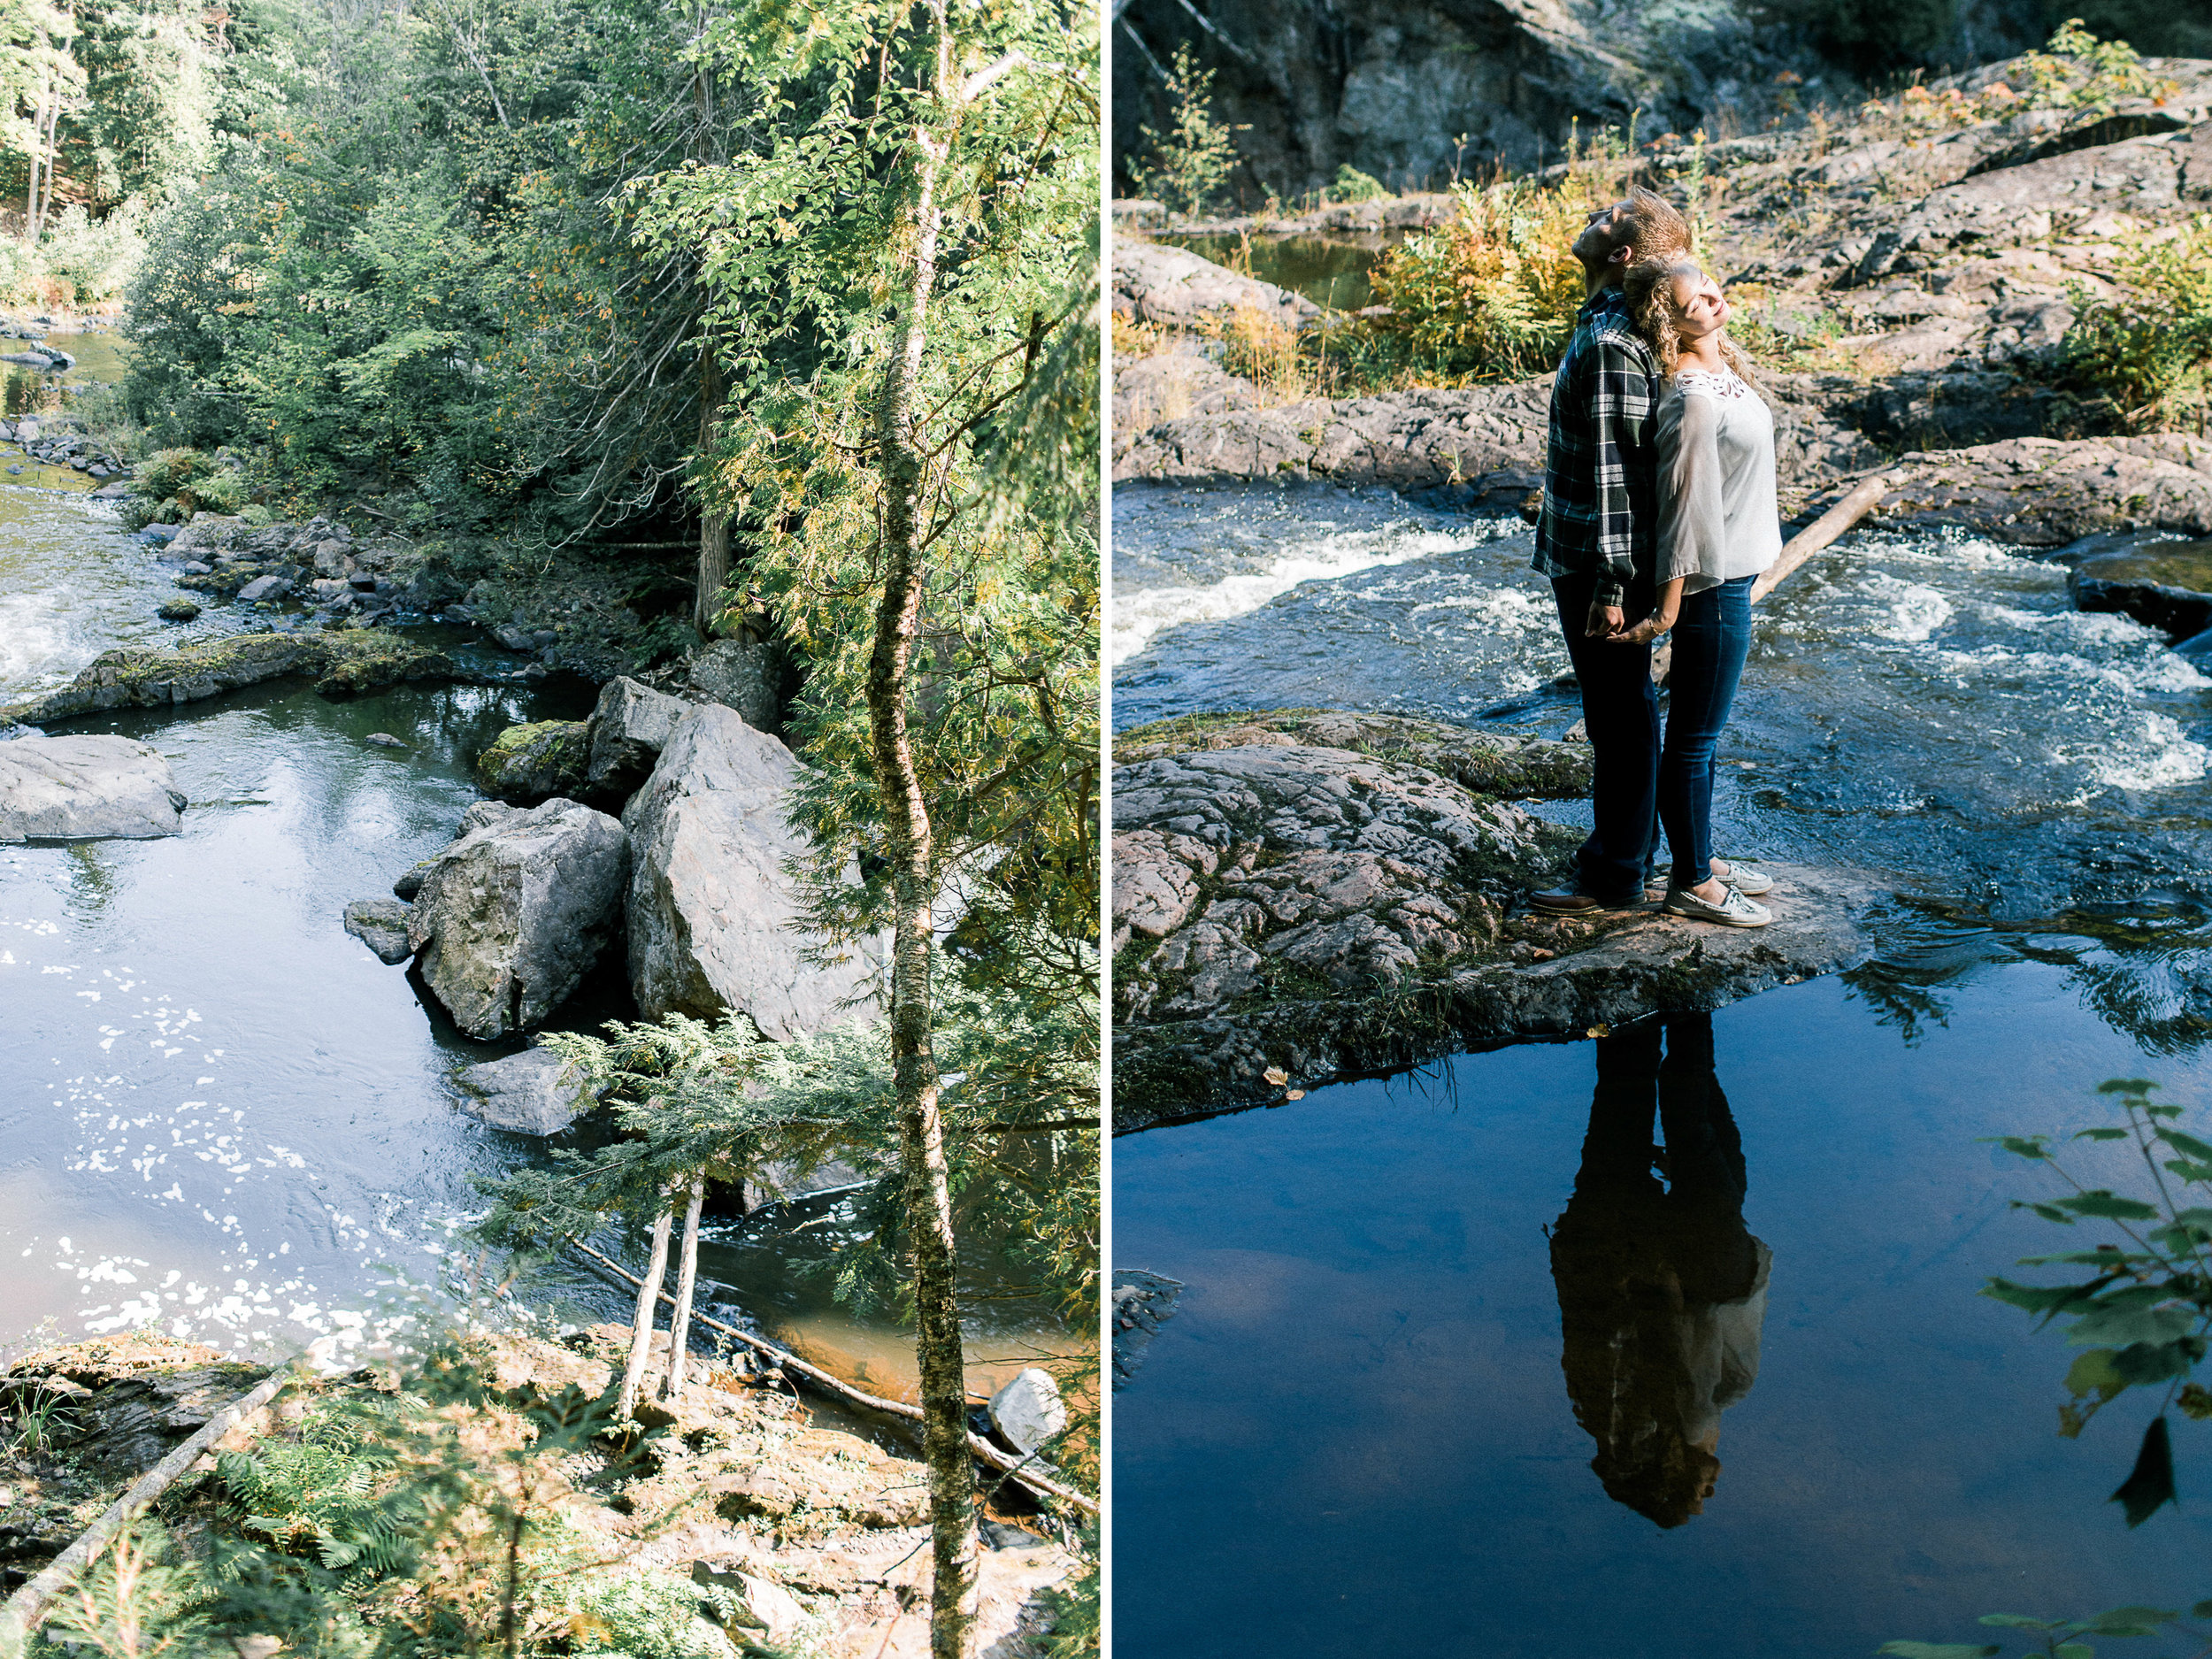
[473,720,589,805]
[1115,706,1589,801]
[0,632,456,726]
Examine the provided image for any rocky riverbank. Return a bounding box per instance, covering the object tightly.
[1110,711,1886,1127]
[1113,48,2212,544]
[0,1330,1076,1659]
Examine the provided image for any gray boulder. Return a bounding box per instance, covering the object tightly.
[586,677,691,794]
[2069,540,2212,637]
[987,1368,1067,1455]
[452,1048,596,1135]
[342,898,413,964]
[1111,240,1319,332]
[473,719,588,805]
[406,798,630,1040]
[623,706,879,1039]
[685,641,783,735]
[0,736,187,843]
[235,574,290,603]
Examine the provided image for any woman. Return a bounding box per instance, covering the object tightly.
[1609,257,1779,928]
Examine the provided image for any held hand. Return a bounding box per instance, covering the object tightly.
[1608,611,1675,646]
[1584,599,1625,638]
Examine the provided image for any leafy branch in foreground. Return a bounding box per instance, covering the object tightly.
[1880,1079,2212,1659]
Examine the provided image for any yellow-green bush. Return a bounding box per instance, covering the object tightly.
[2056,212,2212,429]
[1349,173,1595,385]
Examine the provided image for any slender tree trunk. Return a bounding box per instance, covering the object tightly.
[22,86,45,244]
[694,342,729,635]
[690,24,729,638]
[618,1205,674,1417]
[35,90,58,239]
[660,1175,705,1402]
[871,19,977,1655]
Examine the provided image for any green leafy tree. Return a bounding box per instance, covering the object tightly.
[1130,41,1240,217]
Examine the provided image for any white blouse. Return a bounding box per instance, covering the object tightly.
[1654,367,1781,595]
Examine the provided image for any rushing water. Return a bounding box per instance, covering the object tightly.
[1112,478,2212,1654]
[0,423,1071,1402]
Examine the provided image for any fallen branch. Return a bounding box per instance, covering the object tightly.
[0,1368,289,1657]
[568,1240,1097,1517]
[1750,468,1906,603]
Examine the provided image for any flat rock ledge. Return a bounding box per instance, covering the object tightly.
[0,734,187,842]
[0,632,460,726]
[1112,718,1886,1130]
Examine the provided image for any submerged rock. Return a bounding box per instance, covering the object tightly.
[586,676,690,795]
[473,719,588,804]
[1111,1270,1185,1388]
[342,898,413,964]
[407,798,629,1040]
[0,735,187,843]
[2069,538,2212,637]
[452,1047,596,1134]
[624,706,879,1040]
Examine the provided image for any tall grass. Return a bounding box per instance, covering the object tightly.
[2055,213,2212,431]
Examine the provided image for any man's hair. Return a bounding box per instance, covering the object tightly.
[1624,188,1692,266]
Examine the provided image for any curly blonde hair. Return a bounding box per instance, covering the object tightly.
[1624,257,1756,383]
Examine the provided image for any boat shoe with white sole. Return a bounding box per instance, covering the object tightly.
[1646,859,1773,901]
[1663,883,1773,927]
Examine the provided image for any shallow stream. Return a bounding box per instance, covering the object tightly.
[1113,479,2212,1653]
[0,390,1069,1402]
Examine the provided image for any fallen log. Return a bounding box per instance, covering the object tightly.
[1750,469,1904,604]
[0,1368,288,1657]
[568,1239,1097,1517]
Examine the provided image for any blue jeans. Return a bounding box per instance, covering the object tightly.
[1659,576,1753,890]
[1553,575,1658,903]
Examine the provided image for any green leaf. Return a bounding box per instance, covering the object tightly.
[2017,1250,2151,1266]
[1984,1278,2105,1317]
[2068,1296,2195,1350]
[2085,1607,2178,1635]
[2111,1416,2177,1527]
[2110,1339,2205,1386]
[2053,1644,2094,1659]
[1990,1136,2052,1159]
[2058,1192,2161,1220]
[2099,1079,2162,1095]
[1978,1615,2057,1629]
[1877,1646,2001,1658]
[2075,1128,2131,1141]
[2189,1600,2212,1618]
[2158,1131,2212,1162]
[2024,1202,2079,1223]
[2066,1348,2127,1402]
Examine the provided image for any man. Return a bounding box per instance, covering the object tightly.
[1530,188,1686,914]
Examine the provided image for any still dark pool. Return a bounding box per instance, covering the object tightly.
[1114,933,2212,1657]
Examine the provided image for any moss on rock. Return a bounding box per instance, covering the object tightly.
[0,632,457,726]
[473,719,590,804]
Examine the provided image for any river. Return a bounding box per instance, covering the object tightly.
[1111,478,2212,1655]
[0,342,1072,1405]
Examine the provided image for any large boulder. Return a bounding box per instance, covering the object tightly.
[406,798,629,1040]
[987,1369,1068,1455]
[623,706,878,1039]
[474,720,588,805]
[2069,539,2212,637]
[0,736,187,843]
[452,1048,596,1135]
[1110,241,1320,331]
[586,676,691,795]
[685,641,784,735]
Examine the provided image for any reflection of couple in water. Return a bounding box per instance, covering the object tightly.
[1550,1014,1770,1527]
[1531,188,1784,929]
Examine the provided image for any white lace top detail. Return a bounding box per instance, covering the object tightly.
[1672,366,1754,401]
[1653,369,1781,593]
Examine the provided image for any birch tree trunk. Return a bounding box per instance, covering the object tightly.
[22,85,46,243]
[870,14,978,1655]
[618,1205,674,1417]
[660,1175,706,1402]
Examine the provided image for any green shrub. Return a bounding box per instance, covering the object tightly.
[1129,43,1245,218]
[2055,212,2212,430]
[1330,165,1390,204]
[1348,173,1594,385]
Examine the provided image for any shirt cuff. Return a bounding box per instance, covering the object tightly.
[1593,580,1625,607]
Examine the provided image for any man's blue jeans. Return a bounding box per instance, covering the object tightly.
[1658,575,1753,891]
[1553,574,1658,903]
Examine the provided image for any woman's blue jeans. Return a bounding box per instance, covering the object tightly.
[1659,575,1753,891]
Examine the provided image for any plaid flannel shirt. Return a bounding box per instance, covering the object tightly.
[1532,287,1659,608]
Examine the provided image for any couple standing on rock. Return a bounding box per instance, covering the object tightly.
[1532,188,1783,929]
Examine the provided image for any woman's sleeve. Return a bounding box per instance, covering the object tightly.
[1655,389,1726,587]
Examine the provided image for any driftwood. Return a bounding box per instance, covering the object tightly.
[1751,469,1903,603]
[0,1369,289,1657]
[569,1239,1098,1517]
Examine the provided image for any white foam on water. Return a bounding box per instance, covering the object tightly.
[1407,587,1553,633]
[1856,574,1956,643]
[2089,713,2212,792]
[0,590,68,687]
[1110,521,1510,667]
